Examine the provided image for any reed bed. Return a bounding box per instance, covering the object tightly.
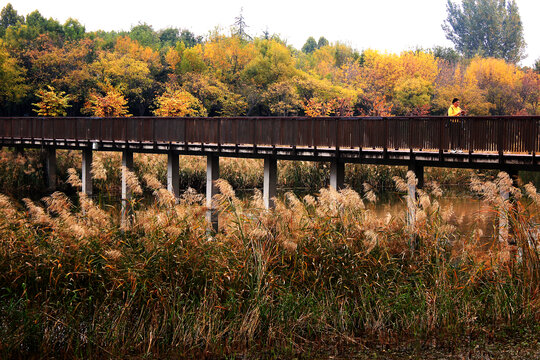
[0,157,538,358]
[0,149,494,200]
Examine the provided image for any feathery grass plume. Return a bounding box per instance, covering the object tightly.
[406,170,418,187]
[104,249,123,262]
[43,191,73,215]
[496,171,522,199]
[155,188,176,208]
[317,187,341,217]
[122,166,143,195]
[441,204,455,223]
[427,181,443,198]
[363,182,378,203]
[180,187,204,205]
[91,156,107,181]
[0,194,17,219]
[215,179,243,220]
[363,229,380,253]
[303,194,316,207]
[419,194,431,210]
[338,188,365,211]
[524,183,540,204]
[215,178,236,199]
[415,209,427,224]
[252,188,265,209]
[23,198,53,226]
[79,192,109,230]
[143,173,163,191]
[67,168,82,189]
[393,175,408,192]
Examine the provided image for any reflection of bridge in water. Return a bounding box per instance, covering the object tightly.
[1,115,539,229]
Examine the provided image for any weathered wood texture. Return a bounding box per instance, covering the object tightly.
[1,116,537,153]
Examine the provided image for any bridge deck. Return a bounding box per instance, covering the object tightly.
[1,116,539,171]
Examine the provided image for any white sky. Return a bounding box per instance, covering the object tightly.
[2,0,539,66]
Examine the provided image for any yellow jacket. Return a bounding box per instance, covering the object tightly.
[448,105,462,116]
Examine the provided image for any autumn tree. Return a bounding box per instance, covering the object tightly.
[0,40,27,112]
[153,87,207,117]
[90,36,162,114]
[83,87,131,117]
[465,57,523,114]
[203,34,256,84]
[519,70,540,115]
[261,81,302,116]
[33,85,72,116]
[443,0,526,63]
[180,73,247,116]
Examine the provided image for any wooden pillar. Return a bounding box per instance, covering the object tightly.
[264,157,277,209]
[15,146,24,156]
[81,148,93,196]
[206,155,219,232]
[406,170,417,228]
[167,152,180,200]
[121,150,134,225]
[406,165,423,251]
[408,162,424,190]
[330,160,345,190]
[45,147,56,190]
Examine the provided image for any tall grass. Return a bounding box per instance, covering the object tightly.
[0,165,538,358]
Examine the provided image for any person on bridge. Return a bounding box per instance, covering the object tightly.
[448,98,466,152]
[448,98,466,117]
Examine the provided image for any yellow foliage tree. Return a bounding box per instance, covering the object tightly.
[464,57,524,115]
[32,85,72,116]
[203,35,256,83]
[153,87,208,117]
[303,97,354,117]
[359,50,438,115]
[432,62,491,115]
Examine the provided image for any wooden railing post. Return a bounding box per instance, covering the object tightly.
[384,117,388,158]
[498,118,504,164]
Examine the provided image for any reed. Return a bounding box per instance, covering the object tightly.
[0,165,538,358]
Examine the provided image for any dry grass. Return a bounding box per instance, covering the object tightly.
[0,149,538,358]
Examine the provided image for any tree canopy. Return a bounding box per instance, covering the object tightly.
[443,0,526,63]
[0,3,537,117]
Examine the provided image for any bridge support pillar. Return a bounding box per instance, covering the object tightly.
[167,152,180,201]
[206,155,220,232]
[45,148,56,190]
[408,163,424,190]
[81,148,93,196]
[264,157,277,209]
[330,160,345,190]
[407,163,424,250]
[121,150,134,226]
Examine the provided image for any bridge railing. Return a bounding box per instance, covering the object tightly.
[1,116,539,153]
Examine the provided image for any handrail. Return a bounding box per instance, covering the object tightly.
[1,116,539,154]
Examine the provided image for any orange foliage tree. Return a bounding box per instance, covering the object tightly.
[83,87,131,117]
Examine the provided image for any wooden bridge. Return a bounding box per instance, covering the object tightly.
[1,115,539,229]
